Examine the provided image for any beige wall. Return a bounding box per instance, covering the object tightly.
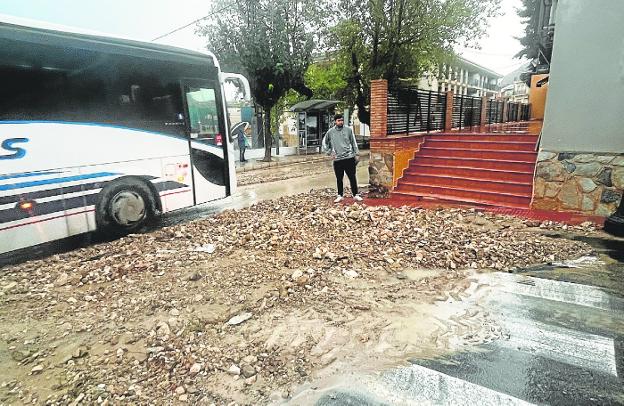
[529,74,549,120]
[541,0,624,153]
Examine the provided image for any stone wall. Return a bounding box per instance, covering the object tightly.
[533,151,624,216]
[368,152,394,198]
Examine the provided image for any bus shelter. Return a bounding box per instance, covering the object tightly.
[290,99,339,154]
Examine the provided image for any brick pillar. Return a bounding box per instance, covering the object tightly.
[444,91,454,132]
[480,96,489,126]
[370,80,388,138]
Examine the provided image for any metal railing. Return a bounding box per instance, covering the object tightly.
[387,84,531,135]
[452,95,482,130]
[487,99,505,124]
[387,86,447,135]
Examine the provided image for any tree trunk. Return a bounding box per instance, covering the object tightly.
[263,107,273,161]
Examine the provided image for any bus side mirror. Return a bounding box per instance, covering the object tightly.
[222,73,251,103]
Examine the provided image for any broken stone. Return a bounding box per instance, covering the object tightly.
[156,321,171,337]
[240,364,256,378]
[226,313,252,326]
[31,364,44,374]
[228,364,241,376]
[342,270,359,278]
[190,363,202,375]
[187,271,202,282]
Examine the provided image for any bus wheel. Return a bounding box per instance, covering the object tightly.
[96,179,156,237]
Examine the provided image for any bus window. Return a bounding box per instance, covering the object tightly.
[184,87,220,145]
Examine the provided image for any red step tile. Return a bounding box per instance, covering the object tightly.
[393,183,532,208]
[399,174,533,195]
[425,139,536,151]
[420,147,538,161]
[405,164,534,184]
[427,134,538,143]
[412,156,536,173]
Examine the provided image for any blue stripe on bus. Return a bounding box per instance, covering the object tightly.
[0,121,188,141]
[0,171,64,181]
[0,172,118,192]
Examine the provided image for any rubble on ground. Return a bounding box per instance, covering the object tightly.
[0,190,594,405]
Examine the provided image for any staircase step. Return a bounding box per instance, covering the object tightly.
[425,140,536,151]
[420,147,538,161]
[394,182,532,207]
[429,134,537,143]
[405,165,534,183]
[399,174,533,195]
[413,156,536,172]
[392,190,530,209]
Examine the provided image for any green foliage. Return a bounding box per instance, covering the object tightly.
[304,60,349,101]
[515,0,540,60]
[198,0,329,159]
[332,0,501,124]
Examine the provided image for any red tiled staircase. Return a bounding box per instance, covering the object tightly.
[393,134,539,209]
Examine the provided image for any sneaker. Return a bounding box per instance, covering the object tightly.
[353,195,363,202]
[334,196,344,203]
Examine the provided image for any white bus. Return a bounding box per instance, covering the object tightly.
[0,17,250,255]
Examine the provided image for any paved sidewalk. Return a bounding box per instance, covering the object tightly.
[235,151,368,173]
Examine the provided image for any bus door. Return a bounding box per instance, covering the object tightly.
[181,79,230,205]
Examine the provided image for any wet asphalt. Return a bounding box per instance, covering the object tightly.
[291,261,624,406]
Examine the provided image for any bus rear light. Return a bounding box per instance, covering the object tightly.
[215,133,223,146]
[17,200,36,212]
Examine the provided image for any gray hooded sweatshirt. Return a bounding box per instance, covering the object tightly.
[321,125,359,161]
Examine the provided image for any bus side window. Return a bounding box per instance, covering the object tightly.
[184,87,219,144]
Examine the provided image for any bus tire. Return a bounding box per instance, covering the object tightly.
[95,178,157,237]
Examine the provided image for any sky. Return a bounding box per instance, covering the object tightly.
[0,0,527,76]
[459,0,529,75]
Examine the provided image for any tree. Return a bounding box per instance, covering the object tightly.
[198,0,328,161]
[514,0,540,60]
[332,0,501,125]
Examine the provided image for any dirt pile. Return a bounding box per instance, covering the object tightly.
[0,190,594,405]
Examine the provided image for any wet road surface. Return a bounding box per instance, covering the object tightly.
[289,269,624,406]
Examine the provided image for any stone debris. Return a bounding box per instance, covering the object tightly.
[228,364,241,376]
[0,190,595,405]
[226,312,253,326]
[192,244,216,254]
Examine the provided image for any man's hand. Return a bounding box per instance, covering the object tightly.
[331,152,337,159]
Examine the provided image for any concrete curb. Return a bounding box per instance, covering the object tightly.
[235,151,369,173]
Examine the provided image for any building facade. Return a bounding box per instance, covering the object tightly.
[418,56,502,97]
[499,64,530,104]
[532,0,624,217]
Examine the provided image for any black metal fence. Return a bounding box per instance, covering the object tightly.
[387,85,531,135]
[387,86,447,135]
[487,99,505,124]
[452,95,482,130]
[520,104,531,121]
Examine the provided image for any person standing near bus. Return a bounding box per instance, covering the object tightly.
[235,123,249,162]
[322,114,362,203]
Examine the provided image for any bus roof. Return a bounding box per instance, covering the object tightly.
[0,13,219,69]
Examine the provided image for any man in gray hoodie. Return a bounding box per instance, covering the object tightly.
[322,114,362,203]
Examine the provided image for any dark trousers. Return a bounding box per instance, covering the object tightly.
[239,145,246,162]
[333,157,358,196]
